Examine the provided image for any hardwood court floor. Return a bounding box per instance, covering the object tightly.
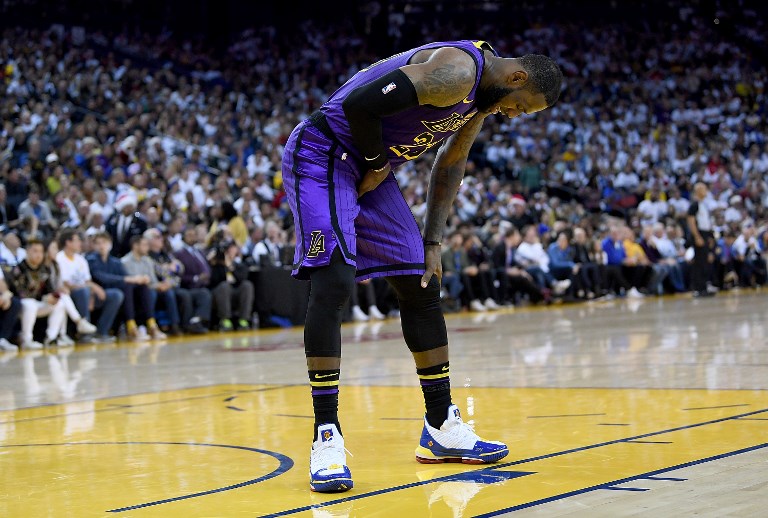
[0,291,766,517]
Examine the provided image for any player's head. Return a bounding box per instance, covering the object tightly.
[477,54,562,117]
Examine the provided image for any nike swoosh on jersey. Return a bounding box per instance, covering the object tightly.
[442,365,449,371]
[462,97,474,104]
[365,154,381,161]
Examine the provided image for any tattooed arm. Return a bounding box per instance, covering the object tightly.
[401,47,477,106]
[420,112,487,287]
[347,47,477,197]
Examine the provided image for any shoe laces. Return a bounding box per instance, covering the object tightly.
[311,440,353,469]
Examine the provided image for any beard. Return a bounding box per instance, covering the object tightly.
[474,85,515,113]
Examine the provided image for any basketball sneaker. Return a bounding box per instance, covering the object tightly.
[309,423,353,493]
[415,405,508,464]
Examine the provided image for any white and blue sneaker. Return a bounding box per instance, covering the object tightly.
[415,405,508,464]
[309,423,353,493]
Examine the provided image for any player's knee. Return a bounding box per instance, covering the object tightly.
[388,274,441,309]
[308,254,356,310]
[387,275,447,352]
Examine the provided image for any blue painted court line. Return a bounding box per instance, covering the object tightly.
[261,408,768,517]
[473,442,768,517]
[0,441,294,513]
[624,440,673,444]
[601,486,649,491]
[682,404,749,411]
[641,476,687,481]
[734,417,768,421]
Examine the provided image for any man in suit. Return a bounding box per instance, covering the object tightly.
[491,227,546,305]
[106,191,147,257]
[175,227,212,291]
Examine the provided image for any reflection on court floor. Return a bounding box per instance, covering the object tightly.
[1,383,766,517]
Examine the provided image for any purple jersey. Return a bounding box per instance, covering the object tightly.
[320,40,498,169]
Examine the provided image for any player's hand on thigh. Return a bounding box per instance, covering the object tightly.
[421,244,443,288]
[358,163,391,198]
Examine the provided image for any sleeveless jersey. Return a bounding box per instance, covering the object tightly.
[320,40,498,170]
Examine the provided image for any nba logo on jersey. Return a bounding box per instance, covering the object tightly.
[307,231,326,258]
[381,82,397,94]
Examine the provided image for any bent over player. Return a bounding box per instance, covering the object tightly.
[282,40,562,492]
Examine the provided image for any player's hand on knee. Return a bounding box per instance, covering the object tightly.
[358,163,391,198]
[421,244,443,288]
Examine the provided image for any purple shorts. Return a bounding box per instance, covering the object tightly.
[282,122,425,281]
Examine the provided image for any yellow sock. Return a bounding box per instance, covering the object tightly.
[126,320,137,332]
[147,318,157,329]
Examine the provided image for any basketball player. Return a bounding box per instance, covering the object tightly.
[282,40,562,492]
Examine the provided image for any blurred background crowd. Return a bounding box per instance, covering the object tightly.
[0,0,766,349]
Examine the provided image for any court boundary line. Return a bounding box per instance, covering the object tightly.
[259,407,768,517]
[473,442,768,516]
[0,441,294,512]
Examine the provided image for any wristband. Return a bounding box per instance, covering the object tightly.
[423,240,442,247]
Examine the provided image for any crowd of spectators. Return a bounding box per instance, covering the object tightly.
[0,1,767,349]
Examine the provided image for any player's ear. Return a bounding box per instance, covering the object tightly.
[508,69,528,86]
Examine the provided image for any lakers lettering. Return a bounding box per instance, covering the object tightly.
[307,231,326,258]
[389,111,477,161]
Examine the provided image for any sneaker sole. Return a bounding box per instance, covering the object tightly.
[309,478,353,493]
[415,445,509,464]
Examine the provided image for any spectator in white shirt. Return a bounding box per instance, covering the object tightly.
[0,232,26,266]
[516,225,571,295]
[252,221,285,267]
[637,188,669,226]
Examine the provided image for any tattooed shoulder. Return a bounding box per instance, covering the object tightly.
[405,48,476,107]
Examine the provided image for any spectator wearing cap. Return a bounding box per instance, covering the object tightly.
[145,228,210,334]
[106,191,147,257]
[731,221,767,287]
[210,239,254,331]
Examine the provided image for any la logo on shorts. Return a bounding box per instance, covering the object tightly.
[307,231,326,258]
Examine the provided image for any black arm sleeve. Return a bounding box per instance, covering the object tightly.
[342,68,419,170]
